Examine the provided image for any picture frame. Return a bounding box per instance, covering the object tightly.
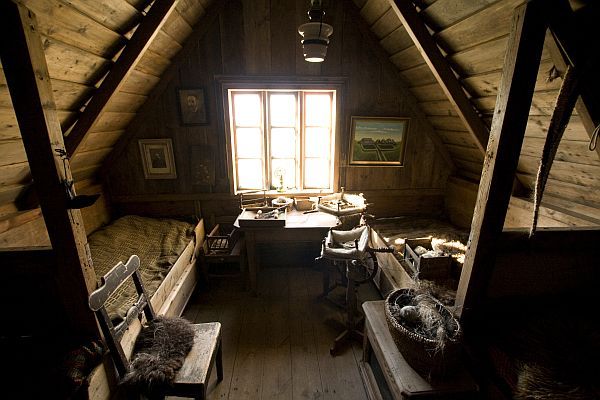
[177,87,208,125]
[349,116,409,166]
[139,139,177,179]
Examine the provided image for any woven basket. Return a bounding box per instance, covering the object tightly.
[384,288,462,378]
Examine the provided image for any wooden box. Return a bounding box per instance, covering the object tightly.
[206,223,239,254]
[404,238,452,280]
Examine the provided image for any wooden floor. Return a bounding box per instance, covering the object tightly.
[180,265,376,400]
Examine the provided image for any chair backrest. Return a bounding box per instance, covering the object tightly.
[88,255,155,377]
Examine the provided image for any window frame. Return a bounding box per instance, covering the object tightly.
[218,77,345,195]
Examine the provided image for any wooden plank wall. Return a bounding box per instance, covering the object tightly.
[355,0,600,225]
[0,180,111,248]
[105,0,452,220]
[445,176,600,230]
[0,0,212,242]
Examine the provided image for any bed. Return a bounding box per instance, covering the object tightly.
[369,216,469,296]
[86,215,205,400]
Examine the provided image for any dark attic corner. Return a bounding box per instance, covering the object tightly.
[1,0,599,399]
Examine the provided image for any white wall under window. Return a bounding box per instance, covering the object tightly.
[227,88,337,193]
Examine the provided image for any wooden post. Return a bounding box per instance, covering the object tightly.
[0,3,99,337]
[456,1,548,323]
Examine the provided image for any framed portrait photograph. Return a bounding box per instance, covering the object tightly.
[349,116,409,166]
[138,139,177,179]
[177,87,208,125]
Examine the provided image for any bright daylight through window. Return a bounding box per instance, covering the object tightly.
[229,89,335,193]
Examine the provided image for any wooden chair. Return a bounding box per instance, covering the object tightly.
[89,255,223,399]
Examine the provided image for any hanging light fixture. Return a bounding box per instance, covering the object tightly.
[298,0,333,63]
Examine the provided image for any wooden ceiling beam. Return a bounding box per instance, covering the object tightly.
[65,0,180,157]
[455,0,548,324]
[388,0,489,155]
[100,0,232,176]
[544,2,600,160]
[0,2,99,336]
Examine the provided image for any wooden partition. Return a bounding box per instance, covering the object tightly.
[487,228,600,300]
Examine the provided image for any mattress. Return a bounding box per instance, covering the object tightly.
[88,215,195,321]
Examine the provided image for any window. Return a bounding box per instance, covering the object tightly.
[227,89,336,193]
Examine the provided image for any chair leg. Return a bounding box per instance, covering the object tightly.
[216,339,224,382]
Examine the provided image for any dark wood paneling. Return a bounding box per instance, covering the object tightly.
[106,0,451,218]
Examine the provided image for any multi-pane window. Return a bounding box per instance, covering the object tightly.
[229,89,335,192]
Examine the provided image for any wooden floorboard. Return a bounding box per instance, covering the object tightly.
[178,265,372,400]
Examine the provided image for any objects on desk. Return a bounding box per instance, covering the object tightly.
[237,207,286,227]
[385,288,462,378]
[271,196,294,211]
[239,189,268,210]
[294,196,315,211]
[316,187,367,216]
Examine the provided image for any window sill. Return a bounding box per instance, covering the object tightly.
[235,189,335,197]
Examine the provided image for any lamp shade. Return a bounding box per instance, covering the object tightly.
[298,22,333,62]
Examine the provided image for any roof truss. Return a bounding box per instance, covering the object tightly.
[387,0,489,154]
[65,0,180,157]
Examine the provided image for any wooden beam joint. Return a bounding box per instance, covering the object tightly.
[65,0,180,157]
[388,0,489,154]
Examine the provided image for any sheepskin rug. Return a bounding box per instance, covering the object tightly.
[121,316,195,398]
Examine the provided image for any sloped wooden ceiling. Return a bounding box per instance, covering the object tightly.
[354,0,600,223]
[0,0,213,216]
[2,0,598,226]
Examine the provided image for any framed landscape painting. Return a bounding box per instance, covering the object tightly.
[349,116,409,166]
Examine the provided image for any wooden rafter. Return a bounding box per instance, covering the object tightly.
[455,0,548,323]
[0,2,98,336]
[350,1,456,170]
[100,0,232,175]
[388,0,489,154]
[544,13,600,159]
[65,0,179,157]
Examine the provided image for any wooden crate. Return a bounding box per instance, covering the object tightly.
[404,238,452,280]
[206,223,239,254]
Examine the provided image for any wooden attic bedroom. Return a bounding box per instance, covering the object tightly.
[1,0,599,398]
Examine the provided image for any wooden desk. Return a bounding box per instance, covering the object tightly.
[235,209,339,293]
[360,301,479,399]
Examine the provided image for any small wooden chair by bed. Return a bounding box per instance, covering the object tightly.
[89,255,223,399]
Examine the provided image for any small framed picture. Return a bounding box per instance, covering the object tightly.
[139,139,177,179]
[177,87,208,125]
[349,116,409,166]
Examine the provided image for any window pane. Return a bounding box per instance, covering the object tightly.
[305,94,331,127]
[270,94,296,127]
[271,159,296,189]
[237,159,263,189]
[304,158,329,188]
[305,127,330,158]
[271,128,296,158]
[235,128,262,158]
[233,93,261,126]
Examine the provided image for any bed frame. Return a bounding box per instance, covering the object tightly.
[370,227,414,296]
[87,220,205,400]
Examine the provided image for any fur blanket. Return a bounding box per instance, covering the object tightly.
[121,316,195,398]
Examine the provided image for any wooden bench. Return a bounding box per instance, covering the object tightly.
[359,301,478,399]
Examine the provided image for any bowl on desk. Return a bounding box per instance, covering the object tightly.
[272,196,294,211]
